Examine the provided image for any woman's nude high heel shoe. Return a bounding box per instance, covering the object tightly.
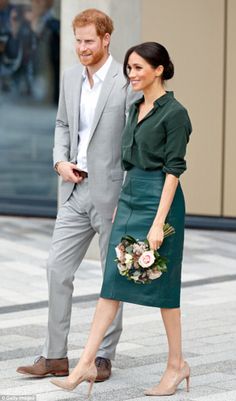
[50,363,97,396]
[144,361,190,396]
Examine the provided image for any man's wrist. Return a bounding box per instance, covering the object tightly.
[54,161,64,175]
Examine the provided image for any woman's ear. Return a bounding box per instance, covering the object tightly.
[155,65,164,77]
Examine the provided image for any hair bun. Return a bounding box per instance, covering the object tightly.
[163,60,174,80]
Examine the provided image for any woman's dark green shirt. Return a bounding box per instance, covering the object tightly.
[122,91,192,177]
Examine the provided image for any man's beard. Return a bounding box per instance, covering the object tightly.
[79,48,105,66]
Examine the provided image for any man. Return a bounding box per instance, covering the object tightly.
[17,8,135,382]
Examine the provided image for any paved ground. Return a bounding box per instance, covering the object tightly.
[0,215,236,401]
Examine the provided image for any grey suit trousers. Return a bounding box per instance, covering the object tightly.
[42,179,123,359]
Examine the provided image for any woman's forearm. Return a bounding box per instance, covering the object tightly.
[153,173,179,226]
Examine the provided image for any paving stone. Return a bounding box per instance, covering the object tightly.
[0,217,236,401]
[216,379,236,391]
[191,390,236,401]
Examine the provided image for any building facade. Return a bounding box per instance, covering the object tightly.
[1,0,235,228]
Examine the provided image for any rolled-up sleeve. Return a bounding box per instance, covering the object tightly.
[163,109,192,177]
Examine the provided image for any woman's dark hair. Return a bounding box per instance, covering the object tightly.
[123,42,174,81]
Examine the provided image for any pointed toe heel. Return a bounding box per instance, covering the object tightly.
[144,361,190,396]
[50,378,76,391]
[50,362,97,395]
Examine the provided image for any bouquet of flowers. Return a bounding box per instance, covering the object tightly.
[115,223,175,284]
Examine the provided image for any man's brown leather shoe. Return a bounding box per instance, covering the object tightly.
[95,357,112,382]
[16,356,69,377]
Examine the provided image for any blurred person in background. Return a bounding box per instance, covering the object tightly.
[0,0,22,92]
[28,0,59,103]
[0,0,59,103]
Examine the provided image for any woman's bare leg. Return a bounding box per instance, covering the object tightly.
[162,308,184,369]
[146,308,185,393]
[68,297,120,382]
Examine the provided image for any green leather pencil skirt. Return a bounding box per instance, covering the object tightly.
[100,167,185,308]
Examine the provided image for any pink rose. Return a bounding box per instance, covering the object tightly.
[138,250,155,268]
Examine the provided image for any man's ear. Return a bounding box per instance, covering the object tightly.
[103,33,111,48]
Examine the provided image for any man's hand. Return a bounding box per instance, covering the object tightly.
[57,162,84,183]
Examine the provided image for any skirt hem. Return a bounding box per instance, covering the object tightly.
[100,292,180,309]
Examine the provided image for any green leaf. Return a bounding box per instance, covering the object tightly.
[121,235,137,244]
[154,250,160,258]
[158,265,167,272]
[126,245,134,254]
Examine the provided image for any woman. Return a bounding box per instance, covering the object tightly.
[51,42,192,397]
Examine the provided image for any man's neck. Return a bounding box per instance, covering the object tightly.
[86,53,110,86]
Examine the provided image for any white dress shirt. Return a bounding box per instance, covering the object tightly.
[76,55,113,172]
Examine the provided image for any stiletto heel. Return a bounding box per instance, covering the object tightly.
[144,361,190,396]
[87,379,95,397]
[50,362,97,394]
[186,372,190,392]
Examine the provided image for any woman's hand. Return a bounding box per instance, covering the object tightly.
[147,223,164,250]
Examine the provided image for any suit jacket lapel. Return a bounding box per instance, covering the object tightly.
[88,60,119,144]
[71,66,83,160]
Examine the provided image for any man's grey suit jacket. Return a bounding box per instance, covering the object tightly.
[53,59,134,219]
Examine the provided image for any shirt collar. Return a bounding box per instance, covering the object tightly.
[134,91,174,108]
[154,91,174,107]
[82,54,113,82]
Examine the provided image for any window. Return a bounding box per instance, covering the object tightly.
[0,0,60,216]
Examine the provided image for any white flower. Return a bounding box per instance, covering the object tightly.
[131,271,141,281]
[117,263,127,274]
[138,250,155,268]
[125,253,133,266]
[149,270,162,280]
